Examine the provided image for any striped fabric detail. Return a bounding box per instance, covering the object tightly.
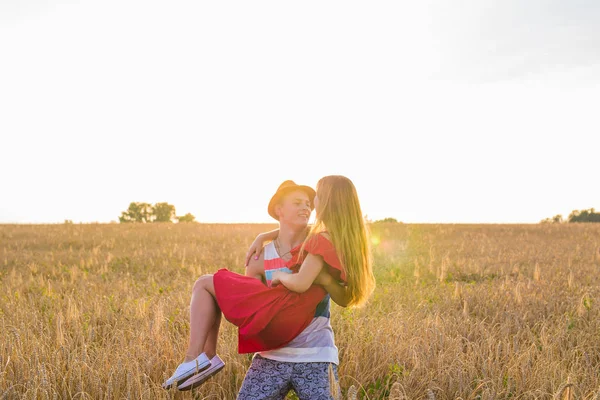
[258,242,338,364]
[263,244,293,287]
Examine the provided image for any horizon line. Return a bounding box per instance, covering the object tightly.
[0,221,551,225]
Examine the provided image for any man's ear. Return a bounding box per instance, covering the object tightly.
[275,204,282,219]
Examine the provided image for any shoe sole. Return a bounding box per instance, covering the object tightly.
[177,364,225,391]
[162,361,211,390]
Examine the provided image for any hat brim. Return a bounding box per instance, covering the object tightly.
[268,185,316,221]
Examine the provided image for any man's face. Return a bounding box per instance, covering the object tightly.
[277,190,311,227]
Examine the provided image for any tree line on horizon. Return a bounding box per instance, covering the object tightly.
[119,202,196,223]
[540,208,600,224]
[117,205,600,225]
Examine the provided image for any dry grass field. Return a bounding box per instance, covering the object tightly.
[1,222,600,399]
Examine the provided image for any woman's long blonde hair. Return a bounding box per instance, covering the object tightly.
[303,175,375,307]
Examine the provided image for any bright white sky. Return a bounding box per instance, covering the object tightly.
[1,1,599,224]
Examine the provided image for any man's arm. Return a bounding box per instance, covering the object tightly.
[321,279,351,307]
[314,270,351,307]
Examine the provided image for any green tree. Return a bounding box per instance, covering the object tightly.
[119,202,153,223]
[177,213,197,223]
[373,217,401,224]
[568,208,600,223]
[541,214,563,224]
[152,202,177,223]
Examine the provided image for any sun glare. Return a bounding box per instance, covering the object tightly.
[371,236,381,246]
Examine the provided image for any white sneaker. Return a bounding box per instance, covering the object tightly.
[177,355,225,391]
[162,353,211,389]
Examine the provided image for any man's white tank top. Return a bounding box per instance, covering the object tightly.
[258,242,339,364]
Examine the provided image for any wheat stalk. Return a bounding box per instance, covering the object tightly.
[388,381,405,400]
[554,380,574,400]
[346,385,357,400]
[533,262,541,282]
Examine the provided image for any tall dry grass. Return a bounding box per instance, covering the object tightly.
[1,223,600,399]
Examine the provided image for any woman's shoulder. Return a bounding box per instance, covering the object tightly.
[318,231,331,241]
[305,231,333,249]
[309,231,332,242]
[305,231,345,281]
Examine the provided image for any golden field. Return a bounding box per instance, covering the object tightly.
[1,222,600,399]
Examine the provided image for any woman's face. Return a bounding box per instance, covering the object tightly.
[313,194,320,217]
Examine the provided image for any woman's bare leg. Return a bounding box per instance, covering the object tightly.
[185,274,219,362]
[203,304,221,359]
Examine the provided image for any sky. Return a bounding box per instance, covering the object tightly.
[1,0,599,224]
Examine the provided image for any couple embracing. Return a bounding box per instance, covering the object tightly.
[162,175,375,399]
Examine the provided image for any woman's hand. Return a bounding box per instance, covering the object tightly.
[270,271,283,287]
[245,234,267,266]
[245,229,280,266]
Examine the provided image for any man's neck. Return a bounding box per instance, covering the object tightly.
[277,223,308,249]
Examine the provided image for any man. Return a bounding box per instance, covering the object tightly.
[237,180,348,400]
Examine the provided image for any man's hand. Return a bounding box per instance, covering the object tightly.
[313,269,334,286]
[315,269,350,308]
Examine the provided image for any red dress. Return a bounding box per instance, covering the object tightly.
[213,234,345,353]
